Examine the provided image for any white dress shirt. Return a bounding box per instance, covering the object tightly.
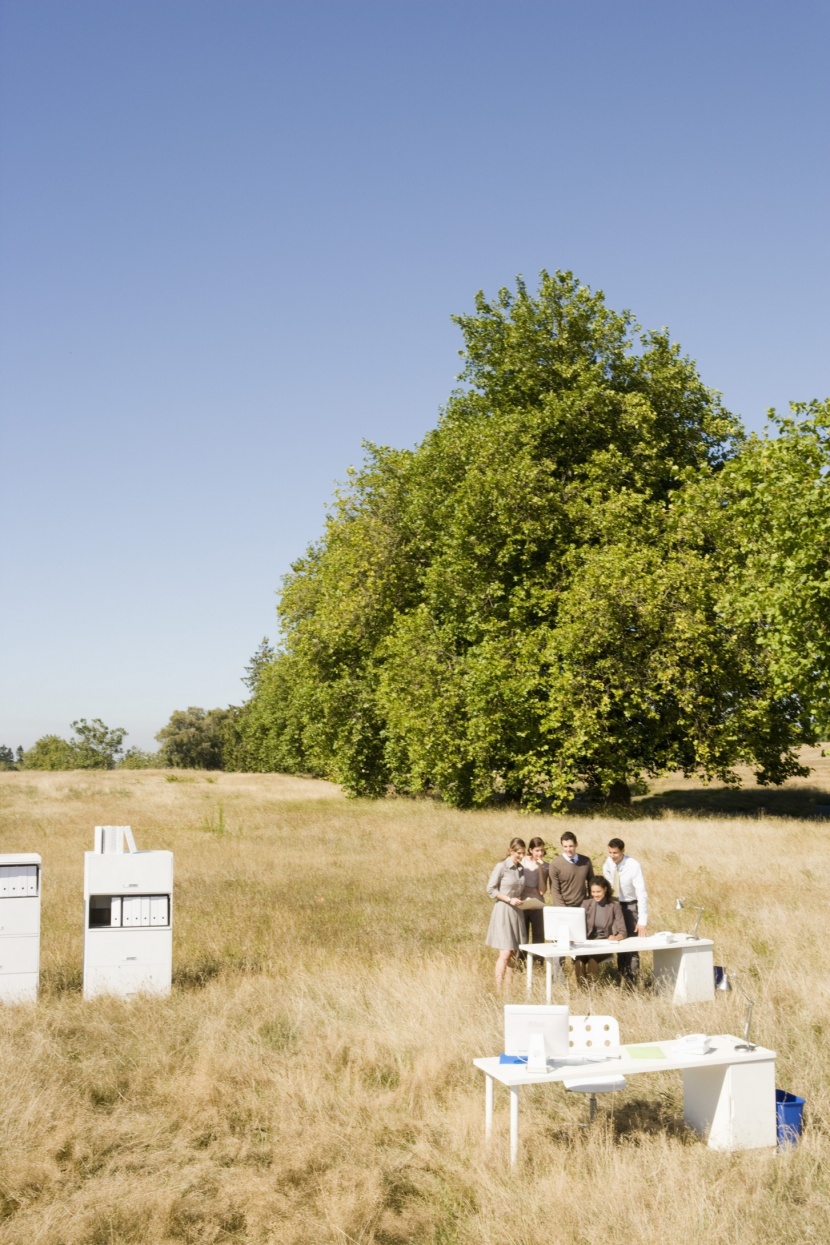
[602,855,648,925]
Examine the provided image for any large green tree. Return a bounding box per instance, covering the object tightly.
[701,399,830,750]
[238,271,825,806]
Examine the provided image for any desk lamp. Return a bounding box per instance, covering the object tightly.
[732,977,756,1051]
[675,897,705,939]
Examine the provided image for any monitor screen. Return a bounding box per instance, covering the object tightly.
[543,906,587,944]
[504,1005,570,1060]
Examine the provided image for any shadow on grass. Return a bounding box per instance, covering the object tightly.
[547,1096,694,1147]
[173,955,264,989]
[172,959,223,990]
[634,784,830,820]
[610,1095,695,1142]
[41,967,84,995]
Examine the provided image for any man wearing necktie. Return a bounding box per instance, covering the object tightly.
[602,837,648,985]
[548,832,594,909]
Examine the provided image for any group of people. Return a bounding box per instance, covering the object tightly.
[485,832,649,991]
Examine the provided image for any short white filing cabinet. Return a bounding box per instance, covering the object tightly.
[83,825,173,1000]
[0,853,41,1003]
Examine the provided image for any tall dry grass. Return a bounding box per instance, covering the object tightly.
[0,767,828,1243]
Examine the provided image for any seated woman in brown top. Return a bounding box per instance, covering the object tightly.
[575,876,626,987]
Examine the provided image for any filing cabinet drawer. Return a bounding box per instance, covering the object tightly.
[84,928,172,969]
[0,896,40,936]
[0,972,38,1003]
[0,936,39,976]
[84,962,172,999]
[86,852,173,896]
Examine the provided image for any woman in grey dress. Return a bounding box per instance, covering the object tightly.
[486,837,527,990]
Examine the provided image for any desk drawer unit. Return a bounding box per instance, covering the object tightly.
[653,943,716,1004]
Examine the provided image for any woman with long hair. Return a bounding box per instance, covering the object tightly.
[521,836,549,945]
[485,838,527,990]
[575,874,626,986]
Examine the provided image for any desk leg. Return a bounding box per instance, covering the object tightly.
[485,1074,493,1143]
[509,1086,520,1167]
[546,958,552,1004]
[526,953,533,995]
[683,1058,776,1150]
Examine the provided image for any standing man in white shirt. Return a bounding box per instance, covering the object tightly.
[603,837,648,985]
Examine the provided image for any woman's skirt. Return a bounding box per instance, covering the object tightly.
[485,902,527,951]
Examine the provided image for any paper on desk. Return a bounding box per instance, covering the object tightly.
[625,1045,667,1060]
[519,898,544,910]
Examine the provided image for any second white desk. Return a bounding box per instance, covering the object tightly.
[474,1034,776,1165]
[521,933,715,1004]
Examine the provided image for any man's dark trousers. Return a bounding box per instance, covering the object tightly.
[617,899,640,983]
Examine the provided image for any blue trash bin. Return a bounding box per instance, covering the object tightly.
[776,1090,805,1146]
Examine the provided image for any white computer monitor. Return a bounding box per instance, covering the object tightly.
[504,1005,570,1060]
[543,905,587,944]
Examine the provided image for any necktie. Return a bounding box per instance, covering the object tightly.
[612,866,621,899]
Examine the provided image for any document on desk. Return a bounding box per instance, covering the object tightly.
[625,1045,667,1060]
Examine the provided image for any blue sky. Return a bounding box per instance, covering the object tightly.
[1,0,828,752]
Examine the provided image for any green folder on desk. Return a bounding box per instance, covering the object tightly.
[626,1045,667,1060]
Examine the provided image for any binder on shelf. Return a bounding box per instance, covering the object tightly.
[150,896,168,926]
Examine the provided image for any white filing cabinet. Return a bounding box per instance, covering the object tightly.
[83,826,173,1000]
[0,853,41,1003]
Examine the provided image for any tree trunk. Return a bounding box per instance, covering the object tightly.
[605,781,632,807]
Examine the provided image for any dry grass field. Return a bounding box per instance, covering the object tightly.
[0,762,829,1244]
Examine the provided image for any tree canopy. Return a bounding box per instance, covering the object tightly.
[156,706,231,770]
[19,719,126,770]
[224,273,830,807]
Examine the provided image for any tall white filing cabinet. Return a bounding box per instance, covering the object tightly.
[0,853,41,1003]
[83,826,173,1000]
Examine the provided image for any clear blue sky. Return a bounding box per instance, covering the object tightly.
[1,1,828,752]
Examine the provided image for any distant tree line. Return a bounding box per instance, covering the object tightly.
[6,272,829,806]
[4,643,278,773]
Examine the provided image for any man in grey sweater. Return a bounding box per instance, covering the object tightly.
[548,832,594,909]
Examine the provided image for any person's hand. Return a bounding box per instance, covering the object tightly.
[610,934,623,942]
[636,925,647,937]
[510,897,522,907]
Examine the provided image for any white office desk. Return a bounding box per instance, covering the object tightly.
[521,933,715,1004]
[474,1034,776,1165]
